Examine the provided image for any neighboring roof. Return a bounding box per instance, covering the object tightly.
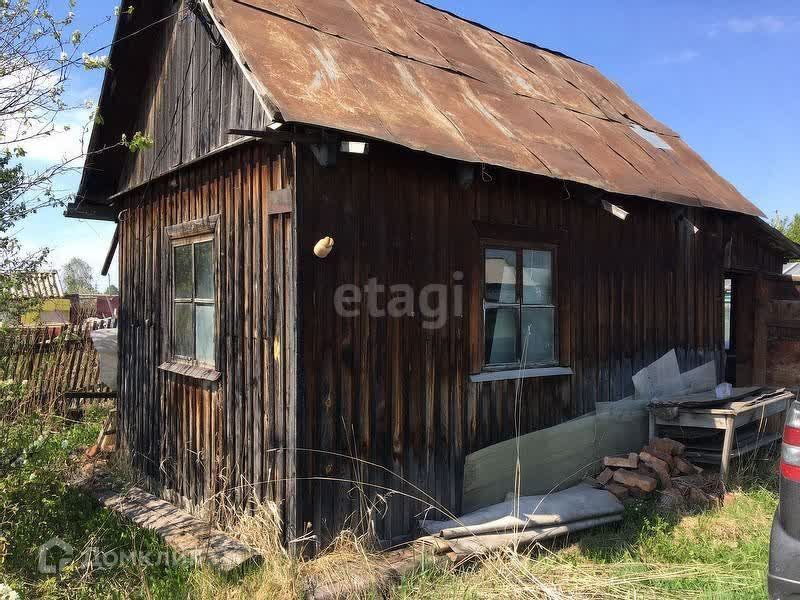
[204,0,763,217]
[7,272,64,299]
[64,293,120,300]
[785,263,800,276]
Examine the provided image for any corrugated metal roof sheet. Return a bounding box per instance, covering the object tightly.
[207,0,763,217]
[8,271,64,299]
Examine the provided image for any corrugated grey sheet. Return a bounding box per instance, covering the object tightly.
[461,395,649,513]
[9,271,63,298]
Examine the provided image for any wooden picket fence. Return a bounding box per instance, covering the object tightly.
[0,318,117,416]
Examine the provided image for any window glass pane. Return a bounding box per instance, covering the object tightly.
[174,302,194,358]
[522,307,555,365]
[485,307,519,365]
[485,249,517,303]
[195,304,215,364]
[523,250,552,305]
[174,245,193,299]
[194,241,214,299]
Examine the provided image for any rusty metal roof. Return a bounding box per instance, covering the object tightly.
[206,0,763,217]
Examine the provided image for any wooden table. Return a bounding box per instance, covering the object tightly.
[648,389,794,481]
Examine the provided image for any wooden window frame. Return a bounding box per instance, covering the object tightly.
[159,215,221,381]
[480,239,560,372]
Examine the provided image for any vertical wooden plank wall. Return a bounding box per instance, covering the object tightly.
[764,275,800,388]
[117,142,296,534]
[115,1,268,194]
[724,225,785,275]
[296,143,744,543]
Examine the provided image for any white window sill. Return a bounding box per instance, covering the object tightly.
[469,366,573,383]
[158,361,221,382]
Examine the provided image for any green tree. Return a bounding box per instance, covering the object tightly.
[62,257,95,294]
[104,284,119,295]
[0,2,145,320]
[0,153,49,321]
[772,211,800,245]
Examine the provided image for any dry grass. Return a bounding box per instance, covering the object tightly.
[391,452,779,599]
[1,404,779,599]
[5,394,779,600]
[188,493,388,600]
[183,480,775,600]
[411,552,757,600]
[63,426,781,600]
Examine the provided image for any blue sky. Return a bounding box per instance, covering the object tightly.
[15,1,800,286]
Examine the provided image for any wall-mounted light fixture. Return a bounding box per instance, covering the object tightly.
[340,141,369,155]
[601,199,629,221]
[314,236,335,258]
[267,121,283,131]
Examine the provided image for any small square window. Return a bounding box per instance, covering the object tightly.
[523,249,552,305]
[522,307,555,364]
[483,245,557,368]
[174,245,193,299]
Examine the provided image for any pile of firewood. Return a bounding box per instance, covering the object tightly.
[587,438,721,509]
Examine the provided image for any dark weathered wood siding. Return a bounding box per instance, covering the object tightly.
[117,2,268,192]
[80,0,796,554]
[82,2,268,203]
[765,275,800,388]
[117,141,297,538]
[112,132,788,548]
[725,225,785,275]
[294,142,782,543]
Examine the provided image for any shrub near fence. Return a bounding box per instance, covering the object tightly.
[0,318,116,417]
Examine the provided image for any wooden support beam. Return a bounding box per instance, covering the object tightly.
[64,391,118,400]
[101,224,120,276]
[64,201,119,222]
[753,273,770,385]
[227,128,328,145]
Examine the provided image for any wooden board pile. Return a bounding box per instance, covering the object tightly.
[587,438,718,509]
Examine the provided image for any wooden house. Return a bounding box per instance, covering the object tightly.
[67,0,800,546]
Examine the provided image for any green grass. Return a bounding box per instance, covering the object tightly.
[394,455,780,599]
[0,403,782,599]
[0,407,193,599]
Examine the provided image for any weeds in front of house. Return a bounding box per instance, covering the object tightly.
[190,482,389,600]
[0,405,193,599]
[191,448,779,599]
[0,385,783,599]
[0,399,388,600]
[394,449,779,599]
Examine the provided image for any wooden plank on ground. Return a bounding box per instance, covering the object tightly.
[88,486,257,572]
